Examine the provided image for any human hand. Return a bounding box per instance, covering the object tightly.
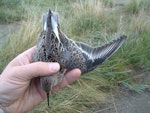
[0,47,81,113]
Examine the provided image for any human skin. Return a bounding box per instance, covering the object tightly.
[0,46,81,113]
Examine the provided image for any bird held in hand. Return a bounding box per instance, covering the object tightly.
[33,9,127,106]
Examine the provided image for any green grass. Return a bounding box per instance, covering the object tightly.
[0,0,150,112]
[0,0,25,23]
[125,0,150,14]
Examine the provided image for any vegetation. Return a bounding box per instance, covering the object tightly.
[125,0,150,14]
[0,0,149,112]
[0,0,25,23]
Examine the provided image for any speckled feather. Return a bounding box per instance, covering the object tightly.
[33,9,127,106]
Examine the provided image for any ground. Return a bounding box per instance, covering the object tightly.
[99,88,150,113]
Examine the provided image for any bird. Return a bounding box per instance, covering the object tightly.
[33,9,127,106]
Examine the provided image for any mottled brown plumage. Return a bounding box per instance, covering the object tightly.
[33,9,127,106]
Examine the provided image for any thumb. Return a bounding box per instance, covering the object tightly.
[17,62,60,80]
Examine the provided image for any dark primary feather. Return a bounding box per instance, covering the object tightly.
[75,35,127,72]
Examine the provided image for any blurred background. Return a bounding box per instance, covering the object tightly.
[0,0,149,113]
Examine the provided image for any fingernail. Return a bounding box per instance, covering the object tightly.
[49,62,60,72]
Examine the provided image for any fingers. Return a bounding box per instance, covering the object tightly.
[17,62,60,80]
[52,69,81,93]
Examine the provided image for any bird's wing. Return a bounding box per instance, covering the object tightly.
[75,35,127,72]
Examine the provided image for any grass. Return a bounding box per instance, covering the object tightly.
[125,0,150,14]
[0,0,150,112]
[0,0,25,23]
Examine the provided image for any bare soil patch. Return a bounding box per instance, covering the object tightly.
[94,73,150,113]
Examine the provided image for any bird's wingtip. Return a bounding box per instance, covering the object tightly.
[120,35,127,40]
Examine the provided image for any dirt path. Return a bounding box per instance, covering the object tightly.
[102,88,150,113]
[93,73,150,113]
[113,89,150,113]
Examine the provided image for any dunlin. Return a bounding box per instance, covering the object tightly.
[33,9,127,106]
